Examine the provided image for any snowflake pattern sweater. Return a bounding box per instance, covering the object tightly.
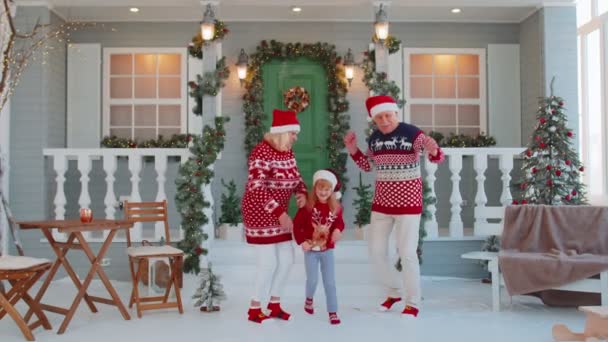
[242,140,307,244]
[293,203,345,250]
[350,122,445,215]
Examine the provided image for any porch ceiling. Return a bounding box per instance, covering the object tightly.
[17,0,575,23]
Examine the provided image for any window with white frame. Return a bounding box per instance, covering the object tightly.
[404,48,486,136]
[577,0,607,199]
[103,48,187,141]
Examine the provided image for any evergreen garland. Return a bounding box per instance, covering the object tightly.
[101,134,192,148]
[361,48,406,108]
[218,179,242,225]
[427,131,497,148]
[188,57,230,116]
[371,34,402,54]
[175,117,228,274]
[187,20,229,59]
[352,173,372,227]
[242,40,351,187]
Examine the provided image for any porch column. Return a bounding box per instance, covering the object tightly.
[200,1,221,259]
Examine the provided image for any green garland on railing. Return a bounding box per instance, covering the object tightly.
[188,57,230,116]
[428,131,497,148]
[187,20,229,59]
[242,40,351,187]
[100,134,191,148]
[175,117,228,274]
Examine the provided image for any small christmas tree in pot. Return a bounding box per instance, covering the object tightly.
[217,179,243,240]
[193,263,226,312]
[352,173,373,240]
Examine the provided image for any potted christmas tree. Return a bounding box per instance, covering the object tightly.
[352,173,372,240]
[193,263,226,312]
[217,179,243,240]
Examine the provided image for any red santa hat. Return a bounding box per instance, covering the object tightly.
[366,95,399,119]
[270,109,300,134]
[313,168,342,200]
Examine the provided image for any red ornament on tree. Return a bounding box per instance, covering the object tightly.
[539,142,546,148]
[521,199,528,205]
[555,170,562,176]
[579,166,585,172]
[572,190,577,196]
[520,183,527,190]
[565,195,571,201]
[546,180,553,186]
[567,131,573,137]
[526,149,532,157]
[532,167,538,173]
[559,101,564,107]
[540,117,546,124]
[194,246,204,256]
[546,165,552,171]
[565,160,571,166]
[512,200,519,205]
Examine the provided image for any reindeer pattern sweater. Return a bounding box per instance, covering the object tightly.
[293,203,345,250]
[241,140,307,244]
[350,122,444,215]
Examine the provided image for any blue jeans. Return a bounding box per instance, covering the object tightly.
[304,249,337,313]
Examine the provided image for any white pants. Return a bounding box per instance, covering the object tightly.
[252,241,294,303]
[368,212,421,306]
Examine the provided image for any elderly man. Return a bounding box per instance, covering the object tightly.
[343,95,444,318]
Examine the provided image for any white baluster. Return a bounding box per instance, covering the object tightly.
[473,153,489,236]
[423,160,439,238]
[499,154,515,206]
[128,153,143,241]
[154,154,168,241]
[52,153,68,241]
[77,154,92,240]
[102,153,117,240]
[448,153,464,238]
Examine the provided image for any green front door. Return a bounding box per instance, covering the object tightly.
[262,58,329,215]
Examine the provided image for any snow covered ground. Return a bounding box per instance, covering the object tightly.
[1,272,587,342]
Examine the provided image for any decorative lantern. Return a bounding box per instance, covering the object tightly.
[374,4,389,41]
[236,48,249,86]
[200,4,216,41]
[344,48,355,86]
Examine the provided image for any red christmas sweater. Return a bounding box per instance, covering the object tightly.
[350,122,445,215]
[293,203,345,250]
[241,140,307,244]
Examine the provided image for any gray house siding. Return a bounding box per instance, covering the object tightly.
[8,9,576,280]
[10,8,66,260]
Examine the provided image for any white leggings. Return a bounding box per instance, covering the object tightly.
[252,241,294,303]
[368,212,421,306]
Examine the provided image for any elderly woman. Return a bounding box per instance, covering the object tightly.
[241,109,307,324]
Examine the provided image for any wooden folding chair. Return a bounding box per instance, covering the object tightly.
[124,200,184,318]
[0,256,52,341]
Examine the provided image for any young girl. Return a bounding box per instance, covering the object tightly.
[293,169,345,325]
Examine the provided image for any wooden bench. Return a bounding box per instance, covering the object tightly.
[461,207,608,312]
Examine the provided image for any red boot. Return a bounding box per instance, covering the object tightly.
[248,307,270,324]
[402,305,419,318]
[267,302,291,321]
[304,298,314,315]
[329,312,341,325]
[379,297,402,312]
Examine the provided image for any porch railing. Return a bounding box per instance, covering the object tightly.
[43,148,191,243]
[43,147,525,242]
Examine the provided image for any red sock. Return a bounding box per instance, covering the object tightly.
[248,307,270,323]
[267,302,291,321]
[379,297,402,311]
[402,305,419,317]
[329,312,341,325]
[304,298,314,315]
